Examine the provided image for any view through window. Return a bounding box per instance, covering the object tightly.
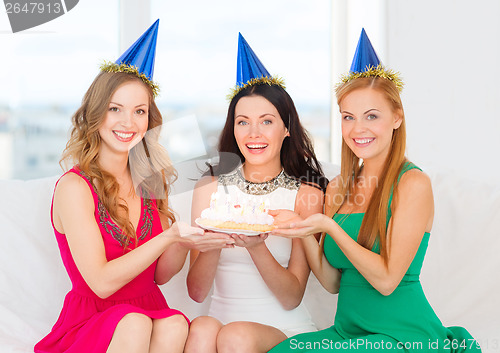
[1,1,331,180]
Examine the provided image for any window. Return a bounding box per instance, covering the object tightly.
[151,0,331,165]
[1,0,331,179]
[0,0,118,179]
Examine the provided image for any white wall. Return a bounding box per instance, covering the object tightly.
[332,0,500,184]
[388,0,500,184]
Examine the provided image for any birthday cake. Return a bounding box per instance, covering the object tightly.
[196,192,275,233]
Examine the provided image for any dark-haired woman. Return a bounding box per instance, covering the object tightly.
[184,83,328,353]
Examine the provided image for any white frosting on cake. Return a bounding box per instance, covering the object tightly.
[200,192,274,226]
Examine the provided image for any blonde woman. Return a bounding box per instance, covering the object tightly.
[269,29,480,352]
[35,21,230,353]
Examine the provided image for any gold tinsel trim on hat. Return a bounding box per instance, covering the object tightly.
[100,61,160,97]
[227,76,286,101]
[337,64,404,92]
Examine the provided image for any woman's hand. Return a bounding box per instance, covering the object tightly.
[163,222,233,251]
[183,231,235,252]
[164,221,204,238]
[230,233,268,248]
[270,213,329,238]
[269,209,304,227]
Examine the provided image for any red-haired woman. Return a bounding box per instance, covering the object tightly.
[269,31,480,352]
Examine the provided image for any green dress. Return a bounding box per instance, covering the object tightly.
[269,163,480,352]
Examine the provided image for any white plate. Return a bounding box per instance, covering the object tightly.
[195,218,272,236]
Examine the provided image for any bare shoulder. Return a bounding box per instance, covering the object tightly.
[326,174,343,194]
[296,182,324,216]
[324,175,344,214]
[54,172,93,204]
[396,169,434,213]
[297,183,324,204]
[194,175,218,190]
[53,172,95,233]
[191,175,218,221]
[297,182,323,197]
[192,175,218,201]
[398,169,432,196]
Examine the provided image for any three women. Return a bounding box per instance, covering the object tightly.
[37,25,479,353]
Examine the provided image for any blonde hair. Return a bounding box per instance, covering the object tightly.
[61,71,176,249]
[323,77,407,263]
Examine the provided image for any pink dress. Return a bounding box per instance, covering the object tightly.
[35,167,188,353]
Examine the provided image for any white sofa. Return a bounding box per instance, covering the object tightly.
[1,162,499,352]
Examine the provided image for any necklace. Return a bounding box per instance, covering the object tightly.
[219,166,300,195]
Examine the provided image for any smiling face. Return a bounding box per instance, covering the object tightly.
[340,87,402,165]
[98,80,150,158]
[233,95,289,169]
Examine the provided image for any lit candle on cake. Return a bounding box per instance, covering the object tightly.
[264,199,270,213]
[210,192,216,209]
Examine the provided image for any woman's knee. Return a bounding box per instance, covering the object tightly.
[192,316,222,329]
[217,322,254,353]
[112,312,153,345]
[158,314,189,333]
[190,316,222,337]
[118,313,153,333]
[153,314,189,337]
[185,316,222,353]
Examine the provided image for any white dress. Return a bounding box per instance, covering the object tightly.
[207,167,317,336]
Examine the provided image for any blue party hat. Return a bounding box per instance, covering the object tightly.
[101,19,160,96]
[228,33,285,100]
[338,28,403,91]
[350,28,381,73]
[236,33,271,87]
